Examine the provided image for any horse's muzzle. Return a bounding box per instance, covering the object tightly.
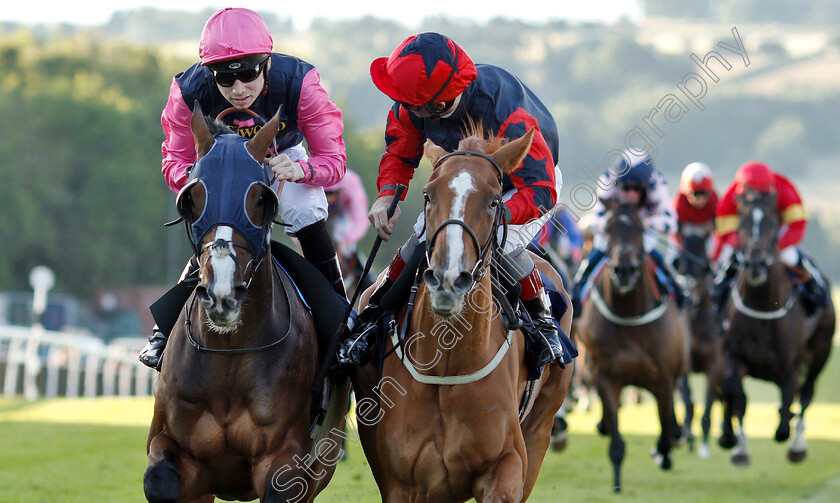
[196,283,247,326]
[424,268,472,317]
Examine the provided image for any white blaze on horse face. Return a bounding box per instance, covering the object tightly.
[443,171,476,285]
[751,207,763,239]
[210,226,237,301]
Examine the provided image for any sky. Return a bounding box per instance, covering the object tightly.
[4,1,642,30]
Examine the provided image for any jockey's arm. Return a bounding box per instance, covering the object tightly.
[161,78,196,193]
[295,69,346,187]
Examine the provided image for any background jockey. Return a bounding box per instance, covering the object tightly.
[140,7,347,370]
[336,32,567,372]
[711,161,828,316]
[571,150,684,316]
[324,169,374,289]
[673,162,718,257]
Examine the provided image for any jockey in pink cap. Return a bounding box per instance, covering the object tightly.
[141,7,347,370]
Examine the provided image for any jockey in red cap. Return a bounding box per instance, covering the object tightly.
[711,161,828,316]
[141,8,348,370]
[673,162,718,253]
[336,32,569,373]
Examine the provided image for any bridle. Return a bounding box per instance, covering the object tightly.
[423,151,507,287]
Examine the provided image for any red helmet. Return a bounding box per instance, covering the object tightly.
[679,162,714,195]
[735,161,775,194]
[370,32,477,106]
[199,8,273,66]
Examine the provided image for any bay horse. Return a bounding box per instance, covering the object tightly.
[717,191,835,466]
[352,127,574,502]
[144,106,349,502]
[673,224,724,459]
[576,204,688,493]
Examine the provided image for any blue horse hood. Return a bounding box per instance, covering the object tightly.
[179,134,276,258]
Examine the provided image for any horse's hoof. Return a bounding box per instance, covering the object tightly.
[787,448,807,463]
[596,419,607,436]
[651,448,672,470]
[718,433,736,450]
[144,461,180,503]
[775,427,791,443]
[699,443,710,459]
[550,417,569,451]
[731,452,751,467]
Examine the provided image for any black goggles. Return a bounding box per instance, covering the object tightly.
[690,190,710,197]
[210,57,269,87]
[620,183,644,192]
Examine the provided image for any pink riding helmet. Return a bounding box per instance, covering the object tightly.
[199,8,273,66]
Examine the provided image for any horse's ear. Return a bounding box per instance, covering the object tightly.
[424,139,447,167]
[247,110,280,161]
[490,127,535,175]
[190,101,214,160]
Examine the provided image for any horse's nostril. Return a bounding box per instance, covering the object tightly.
[424,269,441,288]
[196,286,212,304]
[233,285,247,304]
[452,272,473,292]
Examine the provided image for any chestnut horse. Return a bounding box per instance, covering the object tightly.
[717,192,835,466]
[352,128,573,502]
[576,204,688,493]
[144,107,349,502]
[673,225,724,458]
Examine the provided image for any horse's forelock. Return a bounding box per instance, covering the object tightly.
[208,118,232,138]
[458,121,507,154]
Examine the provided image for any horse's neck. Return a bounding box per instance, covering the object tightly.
[600,262,660,316]
[411,277,497,375]
[737,262,791,306]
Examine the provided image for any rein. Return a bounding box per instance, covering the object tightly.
[729,273,797,320]
[182,258,292,354]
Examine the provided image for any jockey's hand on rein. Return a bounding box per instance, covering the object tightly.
[270,153,305,182]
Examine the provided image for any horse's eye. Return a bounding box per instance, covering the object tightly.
[489,198,499,208]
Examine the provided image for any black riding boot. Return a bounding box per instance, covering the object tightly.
[138,328,167,371]
[296,219,346,299]
[335,235,426,370]
[650,249,688,309]
[522,294,564,368]
[711,255,739,313]
[335,277,394,369]
[797,256,829,316]
[139,257,200,371]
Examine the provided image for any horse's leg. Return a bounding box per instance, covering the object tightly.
[651,382,675,471]
[255,446,327,503]
[145,430,206,503]
[722,362,750,467]
[521,363,574,498]
[473,450,526,503]
[677,374,694,451]
[789,321,832,463]
[699,365,721,460]
[718,357,743,450]
[774,370,798,443]
[595,375,624,493]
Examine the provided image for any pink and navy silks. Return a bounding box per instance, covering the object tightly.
[161,53,346,193]
[324,169,370,250]
[376,65,559,226]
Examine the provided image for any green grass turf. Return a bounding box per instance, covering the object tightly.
[1,344,838,502]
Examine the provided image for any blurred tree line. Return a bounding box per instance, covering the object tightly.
[2,9,840,302]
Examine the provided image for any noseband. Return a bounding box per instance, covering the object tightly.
[424,151,507,285]
[198,236,264,289]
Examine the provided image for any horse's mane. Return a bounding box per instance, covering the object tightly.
[457,119,508,154]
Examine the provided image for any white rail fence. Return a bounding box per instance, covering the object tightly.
[0,325,155,400]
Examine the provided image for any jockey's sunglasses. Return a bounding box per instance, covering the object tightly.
[691,190,710,197]
[620,183,644,193]
[211,56,269,87]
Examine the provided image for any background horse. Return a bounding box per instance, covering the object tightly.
[144,108,349,502]
[352,128,573,502]
[576,203,688,493]
[718,192,835,466]
[673,225,723,458]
